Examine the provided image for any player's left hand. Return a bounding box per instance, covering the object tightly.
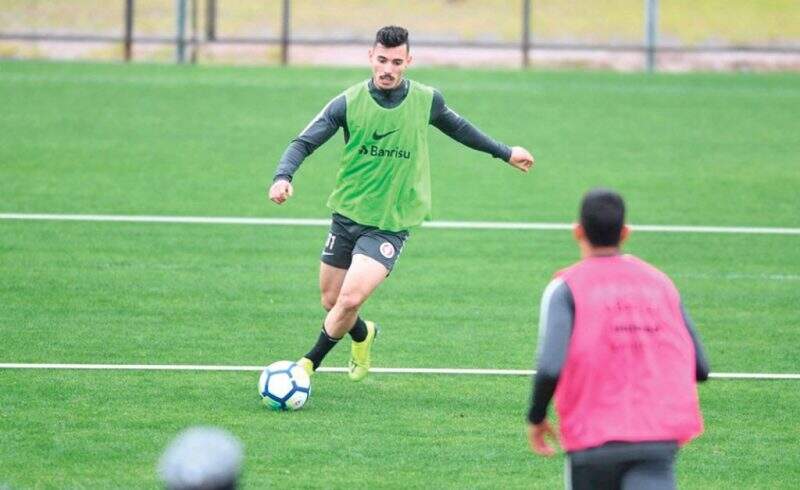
[508,146,534,173]
[527,421,559,457]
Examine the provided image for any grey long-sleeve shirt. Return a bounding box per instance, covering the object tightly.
[527,274,711,425]
[272,78,512,182]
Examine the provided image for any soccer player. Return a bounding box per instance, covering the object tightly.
[526,188,710,490]
[269,26,534,381]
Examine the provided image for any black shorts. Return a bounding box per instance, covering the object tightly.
[566,441,678,490]
[320,213,409,273]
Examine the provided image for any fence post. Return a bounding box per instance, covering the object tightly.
[644,0,658,73]
[190,0,198,63]
[205,0,217,41]
[521,0,531,68]
[281,0,291,66]
[176,0,187,63]
[123,0,134,62]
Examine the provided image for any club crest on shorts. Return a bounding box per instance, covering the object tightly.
[379,242,395,259]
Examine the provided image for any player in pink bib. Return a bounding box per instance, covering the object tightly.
[526,188,709,490]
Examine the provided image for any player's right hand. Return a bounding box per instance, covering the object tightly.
[269,180,294,205]
[527,421,559,457]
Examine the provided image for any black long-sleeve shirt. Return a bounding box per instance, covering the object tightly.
[273,78,512,182]
[527,275,711,425]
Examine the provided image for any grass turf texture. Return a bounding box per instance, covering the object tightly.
[2,221,799,373]
[1,371,799,489]
[2,62,798,226]
[1,61,799,487]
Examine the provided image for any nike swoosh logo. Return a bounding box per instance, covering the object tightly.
[372,129,399,140]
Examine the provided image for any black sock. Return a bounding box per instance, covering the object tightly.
[304,327,340,370]
[349,317,368,342]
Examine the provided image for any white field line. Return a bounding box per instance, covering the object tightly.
[0,213,331,227]
[0,363,798,380]
[2,213,799,235]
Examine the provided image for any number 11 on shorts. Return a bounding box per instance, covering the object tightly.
[325,233,336,251]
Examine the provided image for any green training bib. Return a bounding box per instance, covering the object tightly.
[326,80,434,232]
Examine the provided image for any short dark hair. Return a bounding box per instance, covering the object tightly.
[375,25,409,51]
[579,188,626,247]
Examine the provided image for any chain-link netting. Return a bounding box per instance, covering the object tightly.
[1,0,798,69]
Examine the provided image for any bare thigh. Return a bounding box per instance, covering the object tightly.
[323,254,389,337]
[319,262,347,311]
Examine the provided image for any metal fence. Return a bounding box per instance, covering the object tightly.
[1,0,798,72]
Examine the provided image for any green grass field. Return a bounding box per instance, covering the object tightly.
[1,60,799,488]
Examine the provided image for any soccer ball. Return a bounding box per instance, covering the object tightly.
[258,360,311,411]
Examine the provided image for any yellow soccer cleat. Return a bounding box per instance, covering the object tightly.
[349,321,378,382]
[296,357,315,377]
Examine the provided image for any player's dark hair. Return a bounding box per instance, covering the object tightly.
[375,25,409,51]
[579,188,626,247]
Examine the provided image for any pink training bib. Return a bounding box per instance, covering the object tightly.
[554,255,703,452]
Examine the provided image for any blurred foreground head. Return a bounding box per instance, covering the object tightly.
[158,427,243,490]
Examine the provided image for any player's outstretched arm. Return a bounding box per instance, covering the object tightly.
[429,91,535,171]
[508,146,535,173]
[269,179,294,205]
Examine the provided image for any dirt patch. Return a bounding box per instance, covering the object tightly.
[287,45,800,72]
[2,40,799,72]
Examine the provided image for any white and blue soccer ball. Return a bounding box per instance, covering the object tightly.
[258,360,311,411]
